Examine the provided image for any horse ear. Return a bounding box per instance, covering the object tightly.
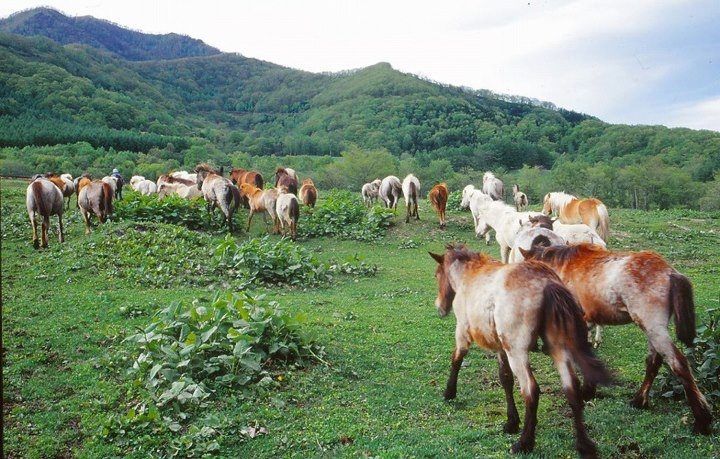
[428,252,444,264]
[518,247,532,260]
[219,166,224,176]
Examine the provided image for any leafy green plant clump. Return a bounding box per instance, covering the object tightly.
[446,189,464,212]
[125,292,322,408]
[113,192,231,231]
[654,308,720,404]
[299,190,394,241]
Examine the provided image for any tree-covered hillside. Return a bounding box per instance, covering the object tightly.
[0,7,220,61]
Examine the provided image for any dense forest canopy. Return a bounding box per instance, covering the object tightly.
[1,8,719,210]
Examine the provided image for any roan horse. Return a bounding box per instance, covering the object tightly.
[402,174,421,223]
[230,168,264,208]
[275,189,300,240]
[26,176,64,248]
[428,183,448,228]
[195,164,241,233]
[275,167,298,195]
[542,192,609,242]
[361,179,382,206]
[520,243,713,435]
[78,180,113,234]
[430,245,611,456]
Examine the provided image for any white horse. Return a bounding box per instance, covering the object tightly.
[482,171,505,201]
[135,180,157,196]
[379,175,402,210]
[512,184,528,211]
[463,187,494,244]
[553,221,607,248]
[473,199,543,263]
[361,179,381,206]
[130,175,146,190]
[157,181,203,199]
[26,176,64,249]
[275,191,300,240]
[402,174,420,223]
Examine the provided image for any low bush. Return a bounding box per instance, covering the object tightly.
[299,190,394,241]
[654,308,720,405]
[446,189,464,212]
[113,192,232,231]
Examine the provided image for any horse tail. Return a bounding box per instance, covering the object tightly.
[289,196,299,223]
[541,282,613,387]
[521,194,528,207]
[230,185,241,211]
[669,272,696,347]
[254,173,264,189]
[595,202,609,242]
[30,181,49,216]
[531,234,552,249]
[409,181,417,204]
[101,182,113,219]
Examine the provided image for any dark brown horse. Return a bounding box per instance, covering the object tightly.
[275,167,298,195]
[230,168,264,208]
[520,243,712,435]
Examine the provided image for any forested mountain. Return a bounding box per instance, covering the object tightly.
[0,7,220,61]
[1,8,719,209]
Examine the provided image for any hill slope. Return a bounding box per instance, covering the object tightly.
[0,7,220,61]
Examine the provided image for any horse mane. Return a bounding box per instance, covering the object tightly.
[165,175,195,186]
[549,192,576,208]
[302,178,315,186]
[529,214,554,230]
[276,167,287,175]
[195,163,219,174]
[532,243,606,264]
[444,244,496,267]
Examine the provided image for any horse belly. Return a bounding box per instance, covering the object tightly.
[578,290,632,325]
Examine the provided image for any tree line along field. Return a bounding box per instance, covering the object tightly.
[2,177,720,457]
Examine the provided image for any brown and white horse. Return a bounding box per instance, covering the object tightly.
[379,175,402,210]
[239,183,279,233]
[402,174,421,223]
[195,164,240,233]
[430,245,611,456]
[26,176,65,248]
[542,192,609,242]
[230,168,264,208]
[299,178,317,208]
[78,180,113,234]
[276,190,300,240]
[275,167,298,195]
[361,179,382,206]
[520,243,712,435]
[512,184,528,211]
[74,174,92,208]
[428,183,448,228]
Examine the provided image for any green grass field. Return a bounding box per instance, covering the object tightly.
[2,177,719,458]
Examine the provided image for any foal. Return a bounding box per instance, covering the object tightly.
[430,245,611,456]
[299,178,317,207]
[428,183,448,228]
[520,243,712,435]
[230,168,264,208]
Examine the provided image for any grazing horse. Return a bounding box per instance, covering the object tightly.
[379,175,402,210]
[78,180,113,234]
[361,179,381,206]
[473,197,543,262]
[526,215,607,248]
[135,180,157,196]
[26,176,64,249]
[275,167,298,195]
[428,183,448,228]
[429,245,611,456]
[299,178,318,208]
[229,168,264,208]
[402,174,421,223]
[130,175,146,190]
[276,190,300,240]
[75,174,92,208]
[483,171,505,201]
[156,175,202,199]
[520,243,713,435]
[240,183,279,233]
[195,164,240,233]
[512,184,528,211]
[542,192,609,242]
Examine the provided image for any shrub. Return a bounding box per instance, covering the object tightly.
[446,189,464,212]
[215,235,332,287]
[125,291,323,410]
[654,308,720,405]
[299,190,394,241]
[113,192,231,231]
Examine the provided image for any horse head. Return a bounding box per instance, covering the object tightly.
[429,250,455,317]
[542,193,553,215]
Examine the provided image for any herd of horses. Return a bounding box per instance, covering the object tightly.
[23,166,712,456]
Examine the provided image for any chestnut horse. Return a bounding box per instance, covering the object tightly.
[520,243,712,435]
[542,192,609,242]
[230,168,264,208]
[26,176,64,248]
[78,180,113,234]
[299,178,317,207]
[428,183,448,228]
[239,183,279,233]
[275,167,298,195]
[430,245,611,456]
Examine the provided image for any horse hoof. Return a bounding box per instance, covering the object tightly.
[576,438,598,458]
[443,389,457,401]
[629,396,649,409]
[510,440,534,454]
[693,421,712,435]
[503,421,520,434]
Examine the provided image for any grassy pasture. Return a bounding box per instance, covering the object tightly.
[2,177,719,458]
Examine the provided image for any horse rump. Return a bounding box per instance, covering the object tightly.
[541,282,613,387]
[30,181,49,216]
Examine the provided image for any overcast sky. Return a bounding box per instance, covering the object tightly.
[2,0,718,131]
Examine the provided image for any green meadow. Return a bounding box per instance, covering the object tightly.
[2,177,719,458]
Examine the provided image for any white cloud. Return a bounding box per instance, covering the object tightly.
[663,97,720,131]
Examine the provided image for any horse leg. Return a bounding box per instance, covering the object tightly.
[648,329,712,434]
[501,244,511,264]
[630,345,662,409]
[58,214,64,243]
[506,350,539,454]
[405,202,410,223]
[497,351,520,434]
[30,212,39,249]
[246,210,255,232]
[415,201,419,220]
[41,215,49,248]
[81,209,91,234]
[593,324,602,348]
[553,349,598,457]
[443,347,468,400]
